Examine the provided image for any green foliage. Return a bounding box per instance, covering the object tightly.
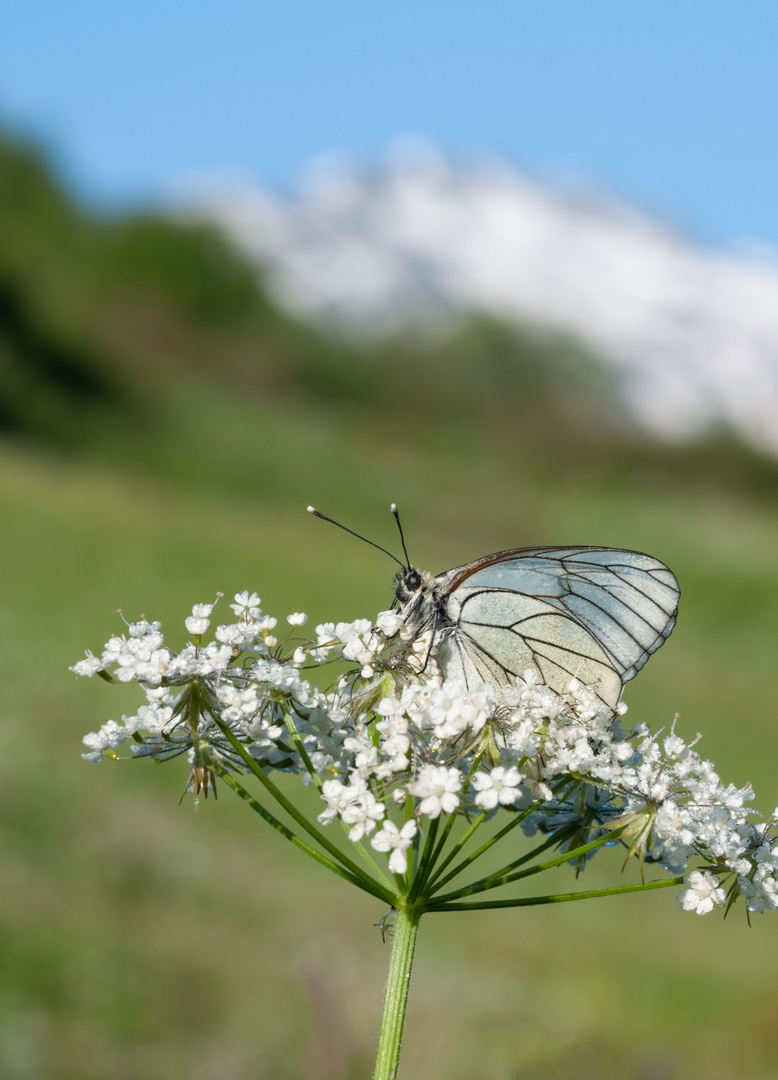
[1,126,776,500]
[95,214,269,326]
[0,273,128,444]
[0,130,82,262]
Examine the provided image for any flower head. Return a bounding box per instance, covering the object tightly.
[76,591,778,918]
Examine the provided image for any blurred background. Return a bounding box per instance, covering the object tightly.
[2,2,778,1077]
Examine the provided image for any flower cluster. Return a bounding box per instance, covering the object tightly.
[75,592,778,915]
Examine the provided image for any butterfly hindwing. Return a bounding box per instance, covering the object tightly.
[437,592,624,706]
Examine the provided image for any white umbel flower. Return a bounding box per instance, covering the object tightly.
[471,766,524,809]
[678,870,727,914]
[371,820,418,874]
[185,603,213,635]
[231,591,261,618]
[408,765,463,818]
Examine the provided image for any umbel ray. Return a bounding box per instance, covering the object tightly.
[307,505,680,709]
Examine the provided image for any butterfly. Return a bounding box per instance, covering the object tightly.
[394,546,680,709]
[308,507,680,710]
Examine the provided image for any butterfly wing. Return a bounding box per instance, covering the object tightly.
[433,547,680,708]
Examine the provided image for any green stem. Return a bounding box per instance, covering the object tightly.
[373,905,422,1080]
[425,875,685,911]
[219,772,385,900]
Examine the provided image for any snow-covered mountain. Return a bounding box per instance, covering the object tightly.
[190,146,778,453]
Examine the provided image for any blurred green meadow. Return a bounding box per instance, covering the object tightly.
[2,129,778,1079]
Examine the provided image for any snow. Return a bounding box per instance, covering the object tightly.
[188,146,778,452]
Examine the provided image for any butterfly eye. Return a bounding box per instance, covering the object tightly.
[405,571,422,591]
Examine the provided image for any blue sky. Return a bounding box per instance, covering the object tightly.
[2,0,777,246]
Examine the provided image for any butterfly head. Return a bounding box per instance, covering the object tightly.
[394,566,437,632]
[394,567,420,603]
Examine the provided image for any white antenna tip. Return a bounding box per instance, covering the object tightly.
[390,503,397,513]
[307,506,317,514]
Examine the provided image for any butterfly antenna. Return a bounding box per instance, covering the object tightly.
[307,506,405,568]
[390,503,412,568]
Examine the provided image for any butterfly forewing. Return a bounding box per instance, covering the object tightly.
[430,545,679,708]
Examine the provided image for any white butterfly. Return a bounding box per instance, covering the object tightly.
[308,507,680,710]
[394,546,680,709]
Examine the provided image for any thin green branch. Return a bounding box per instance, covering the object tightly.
[421,808,488,892]
[427,802,541,892]
[219,772,387,900]
[432,827,625,904]
[425,875,686,912]
[407,816,440,902]
[430,829,570,902]
[424,810,515,892]
[213,718,396,905]
[428,775,578,892]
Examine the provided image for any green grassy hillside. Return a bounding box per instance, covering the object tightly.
[2,130,778,1079]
